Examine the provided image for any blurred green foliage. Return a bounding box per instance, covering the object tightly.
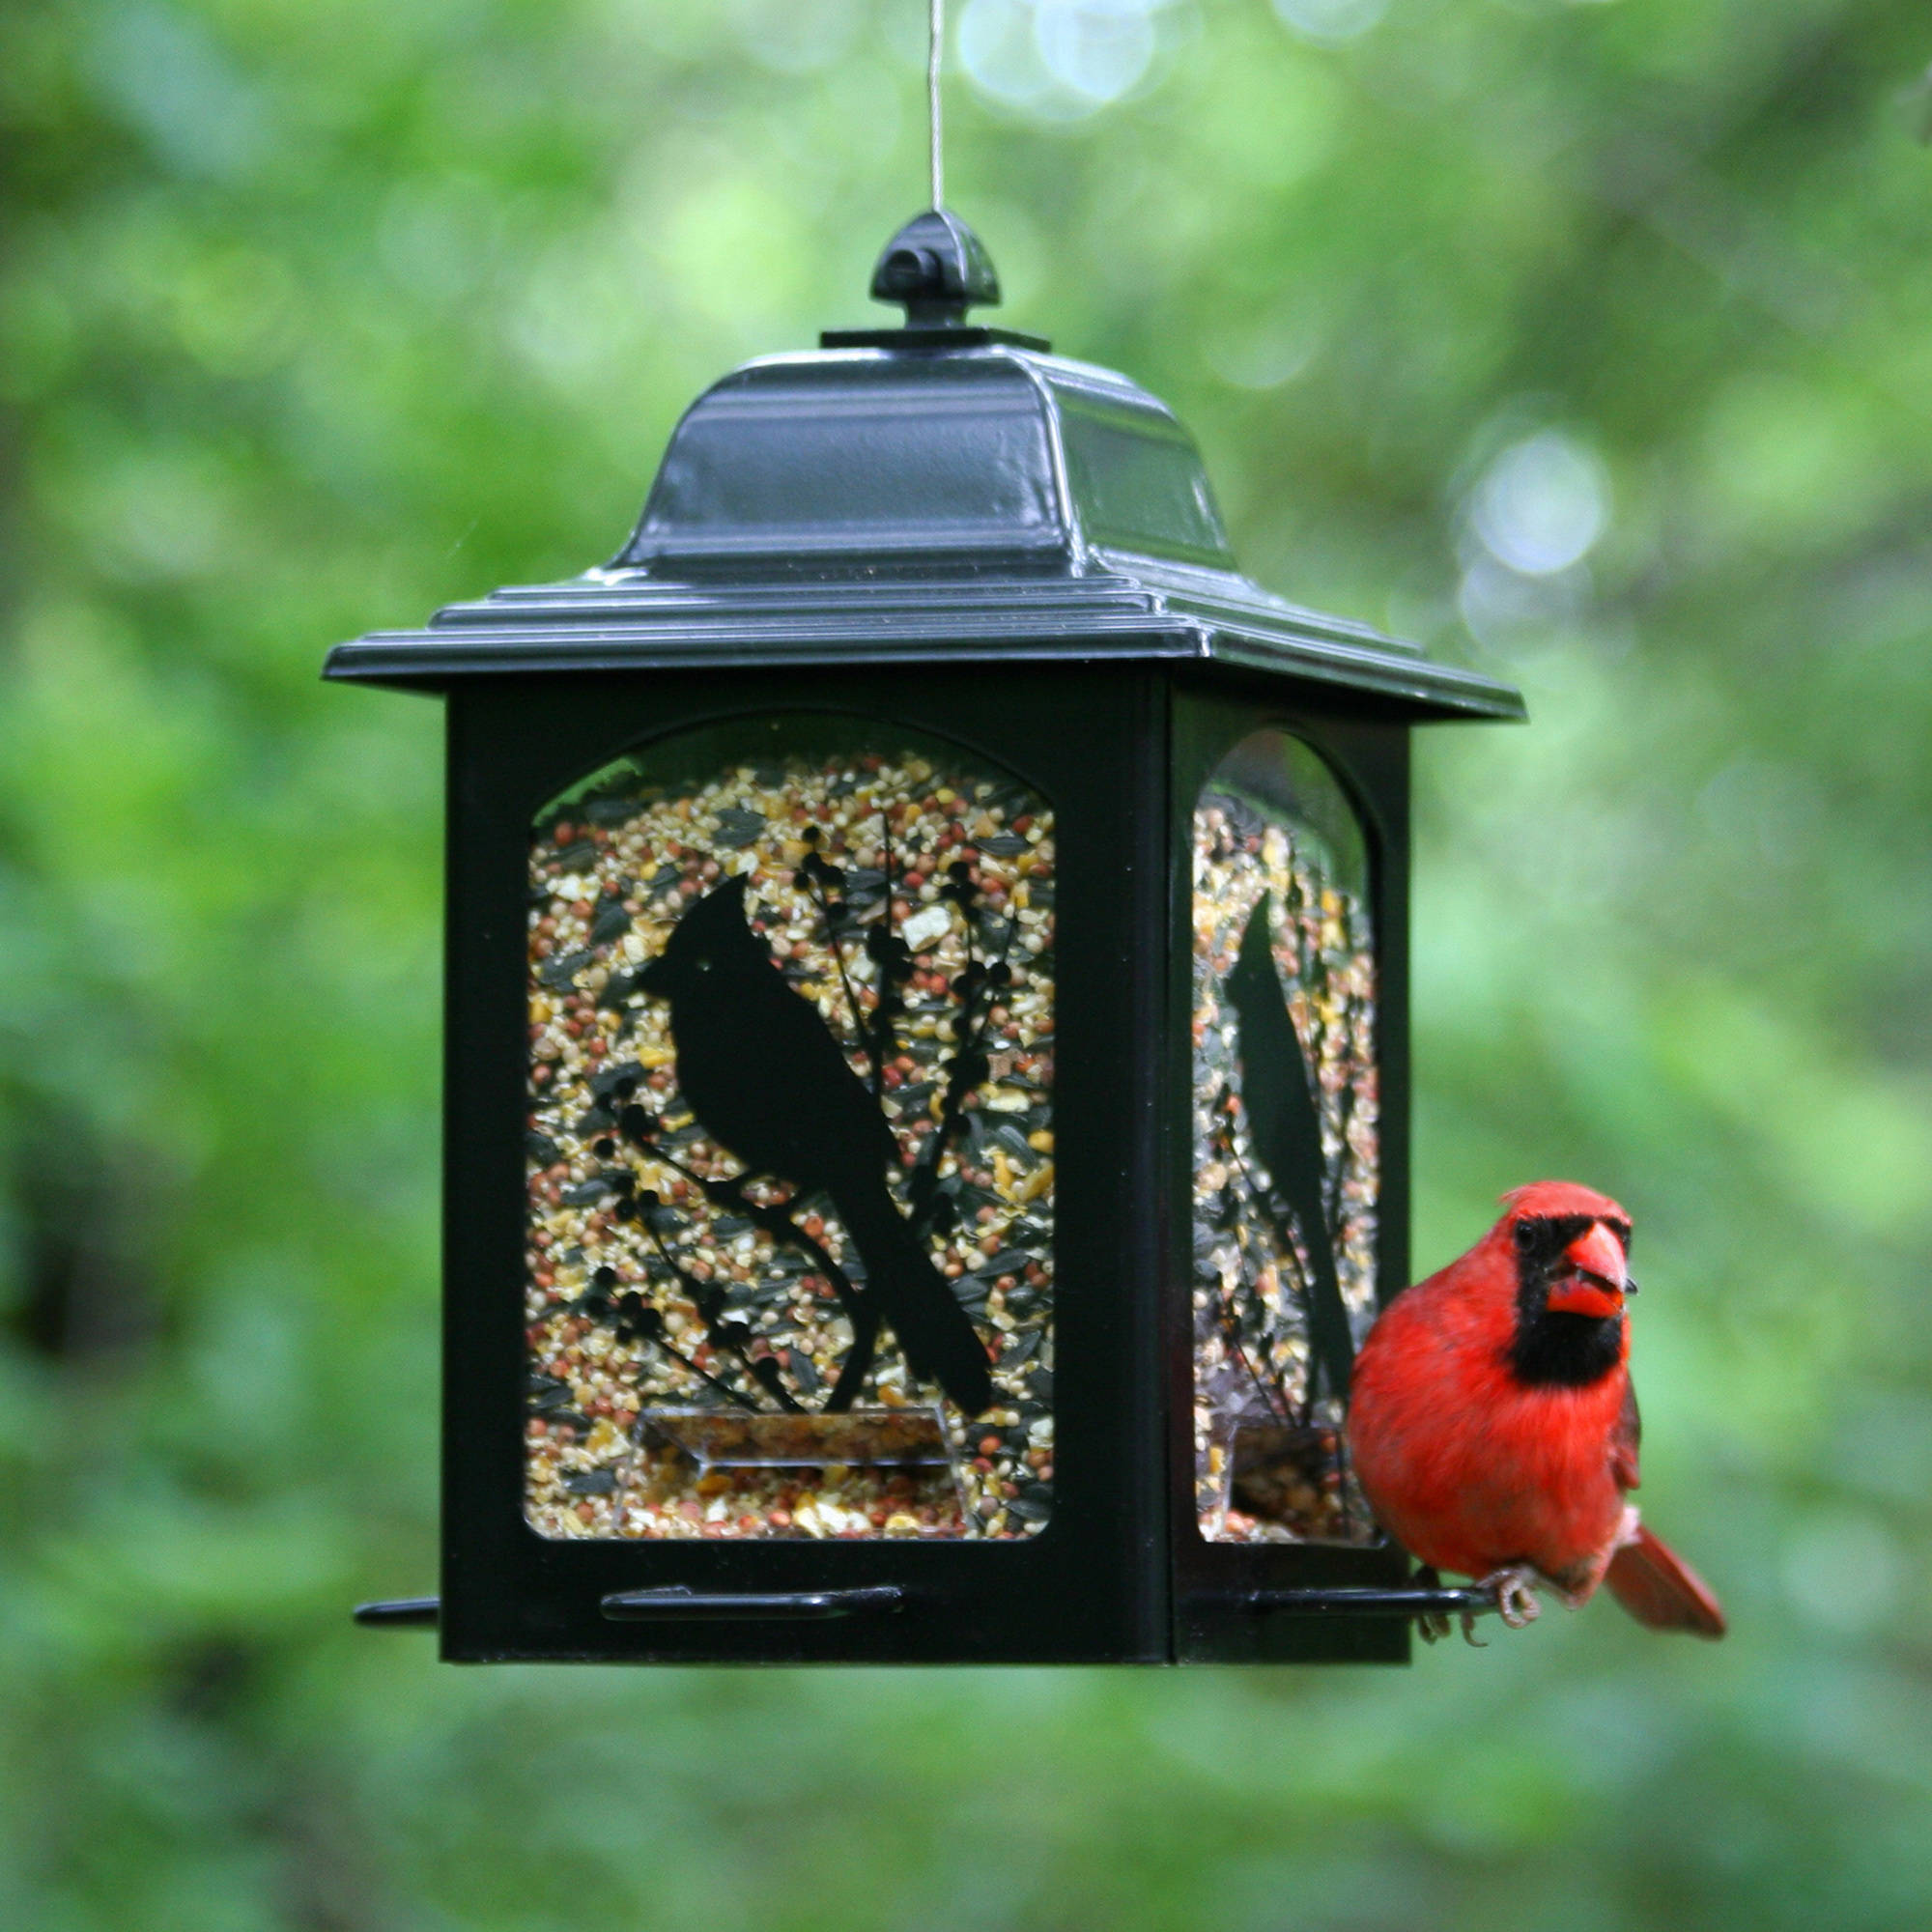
[3,0,1932,1926]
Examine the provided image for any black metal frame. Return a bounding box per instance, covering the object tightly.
[414,658,1454,1663]
[440,666,1171,1662]
[1166,677,1413,1663]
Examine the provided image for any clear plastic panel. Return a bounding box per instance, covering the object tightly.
[523,721,1054,1541]
[1192,730,1378,1545]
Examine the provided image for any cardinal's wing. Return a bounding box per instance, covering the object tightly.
[1610,1377,1641,1492]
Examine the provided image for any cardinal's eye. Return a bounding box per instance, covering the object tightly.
[1513,1220,1537,1253]
[696,955,712,973]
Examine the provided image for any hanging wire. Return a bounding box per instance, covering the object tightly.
[928,0,946,210]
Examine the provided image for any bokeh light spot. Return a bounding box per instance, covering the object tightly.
[1271,0,1387,46]
[1470,430,1610,577]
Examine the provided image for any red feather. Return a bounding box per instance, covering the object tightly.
[1347,1182,1725,1638]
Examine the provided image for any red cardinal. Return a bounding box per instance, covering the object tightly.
[1348,1181,1725,1640]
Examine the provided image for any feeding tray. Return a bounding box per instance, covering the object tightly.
[547,1406,976,1541]
[645,1406,952,1467]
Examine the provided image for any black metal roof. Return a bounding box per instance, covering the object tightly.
[327,253,1521,722]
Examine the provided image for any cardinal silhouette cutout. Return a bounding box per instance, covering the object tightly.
[1226,891,1356,1409]
[637,874,994,1415]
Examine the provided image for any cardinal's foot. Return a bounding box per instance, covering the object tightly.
[1476,1565,1544,1630]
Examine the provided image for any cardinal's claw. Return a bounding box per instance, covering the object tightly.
[1476,1565,1544,1629]
[1459,1611,1487,1647]
[1410,1568,1451,1644]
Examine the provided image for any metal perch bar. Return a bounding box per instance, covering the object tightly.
[353,1597,440,1628]
[1219,1583,1503,1620]
[355,1585,911,1627]
[360,1582,1491,1631]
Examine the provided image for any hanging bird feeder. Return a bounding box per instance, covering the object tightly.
[330,201,1522,1663]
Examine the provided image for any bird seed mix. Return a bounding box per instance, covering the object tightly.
[1192,730,1379,1545]
[524,727,1055,1542]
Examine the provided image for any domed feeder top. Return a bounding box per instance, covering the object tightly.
[327,213,1522,724]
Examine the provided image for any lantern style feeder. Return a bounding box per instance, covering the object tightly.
[332,211,1522,1664]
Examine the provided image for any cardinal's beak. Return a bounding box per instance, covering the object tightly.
[1546,1220,1632,1320]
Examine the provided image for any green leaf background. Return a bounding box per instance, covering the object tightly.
[4,2,1931,1925]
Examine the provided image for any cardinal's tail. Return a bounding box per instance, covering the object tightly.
[1605,1522,1727,1638]
[835,1183,994,1416]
